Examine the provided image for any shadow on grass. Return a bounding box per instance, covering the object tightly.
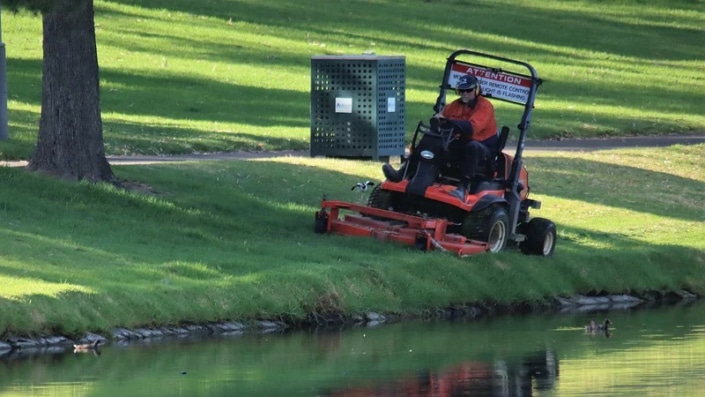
[527,154,704,222]
[1,155,702,277]
[9,53,697,159]
[103,119,310,155]
[0,109,39,160]
[7,1,703,158]
[523,106,696,139]
[1,155,704,337]
[99,70,311,128]
[104,0,702,62]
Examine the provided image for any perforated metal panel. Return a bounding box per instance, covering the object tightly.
[311,55,406,160]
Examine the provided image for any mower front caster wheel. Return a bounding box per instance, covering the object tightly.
[520,217,556,256]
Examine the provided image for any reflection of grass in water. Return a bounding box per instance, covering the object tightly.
[5,304,705,396]
[558,314,705,395]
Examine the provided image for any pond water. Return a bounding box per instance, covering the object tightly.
[2,300,704,396]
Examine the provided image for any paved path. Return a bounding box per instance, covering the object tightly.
[2,135,703,167]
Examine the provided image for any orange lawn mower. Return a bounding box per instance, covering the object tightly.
[315,49,556,257]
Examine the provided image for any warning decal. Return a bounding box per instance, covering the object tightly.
[449,62,532,105]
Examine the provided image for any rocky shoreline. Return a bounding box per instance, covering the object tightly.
[1,290,698,359]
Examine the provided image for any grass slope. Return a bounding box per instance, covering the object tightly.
[1,143,704,337]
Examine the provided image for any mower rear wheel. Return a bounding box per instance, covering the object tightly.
[367,185,393,210]
[520,217,556,256]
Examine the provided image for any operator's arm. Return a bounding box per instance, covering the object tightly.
[437,101,473,136]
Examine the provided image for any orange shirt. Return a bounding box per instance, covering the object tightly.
[441,96,497,142]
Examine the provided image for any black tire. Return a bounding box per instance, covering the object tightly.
[367,185,393,210]
[485,207,509,253]
[314,211,328,234]
[520,217,556,256]
[461,205,509,253]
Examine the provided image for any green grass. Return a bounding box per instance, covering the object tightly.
[1,143,704,337]
[1,0,703,160]
[0,0,704,339]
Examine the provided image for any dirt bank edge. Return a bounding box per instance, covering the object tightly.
[1,289,699,359]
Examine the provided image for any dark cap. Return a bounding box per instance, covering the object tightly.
[457,74,479,90]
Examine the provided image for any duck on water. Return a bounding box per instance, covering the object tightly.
[585,318,611,333]
[73,339,101,353]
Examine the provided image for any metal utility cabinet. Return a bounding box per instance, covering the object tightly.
[310,55,406,160]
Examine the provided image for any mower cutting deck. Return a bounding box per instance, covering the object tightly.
[315,200,490,256]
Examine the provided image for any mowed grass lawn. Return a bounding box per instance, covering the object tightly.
[1,0,703,160]
[0,0,704,338]
[1,143,704,337]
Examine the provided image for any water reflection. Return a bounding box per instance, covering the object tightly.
[322,349,558,396]
[1,300,704,397]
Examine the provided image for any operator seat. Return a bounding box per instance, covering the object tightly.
[482,125,510,179]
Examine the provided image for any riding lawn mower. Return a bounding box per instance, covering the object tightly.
[314,49,556,257]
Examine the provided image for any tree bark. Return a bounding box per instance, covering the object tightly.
[27,0,115,183]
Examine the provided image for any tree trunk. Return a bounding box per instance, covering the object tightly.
[27,0,115,183]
